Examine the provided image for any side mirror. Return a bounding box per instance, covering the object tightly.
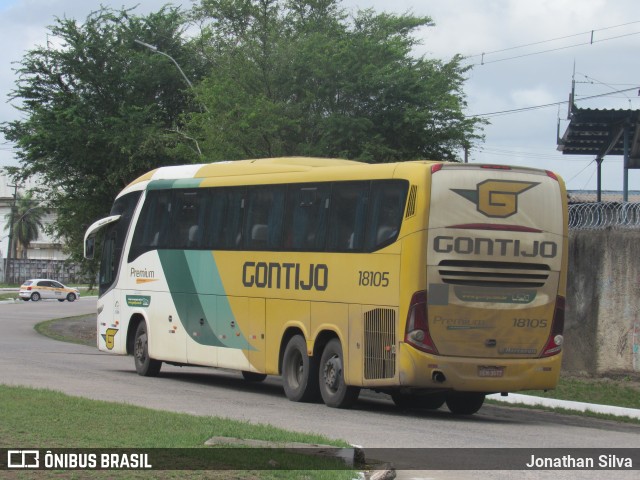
[85,235,95,260]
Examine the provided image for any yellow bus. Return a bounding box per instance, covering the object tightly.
[85,157,568,414]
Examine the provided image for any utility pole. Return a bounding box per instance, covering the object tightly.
[6,184,17,283]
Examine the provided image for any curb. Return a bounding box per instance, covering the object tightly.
[487,393,640,419]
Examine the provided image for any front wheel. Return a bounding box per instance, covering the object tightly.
[282,335,320,402]
[66,293,76,302]
[319,338,359,408]
[133,322,162,377]
[446,392,485,415]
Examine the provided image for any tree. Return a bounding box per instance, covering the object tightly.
[0,6,201,273]
[3,191,47,259]
[187,0,485,161]
[2,1,486,274]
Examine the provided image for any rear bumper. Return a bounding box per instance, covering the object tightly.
[397,342,562,393]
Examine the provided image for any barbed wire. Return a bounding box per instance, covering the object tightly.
[568,202,640,230]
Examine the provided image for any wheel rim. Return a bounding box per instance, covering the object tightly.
[286,350,303,389]
[135,333,148,364]
[323,355,341,392]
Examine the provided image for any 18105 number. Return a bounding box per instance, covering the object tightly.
[358,271,390,287]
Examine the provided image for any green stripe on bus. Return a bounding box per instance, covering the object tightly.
[158,250,254,351]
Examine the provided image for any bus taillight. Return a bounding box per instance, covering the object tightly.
[405,291,439,355]
[431,164,443,174]
[545,170,559,181]
[540,296,565,357]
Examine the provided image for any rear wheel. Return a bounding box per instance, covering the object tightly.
[30,292,41,302]
[446,392,485,415]
[319,338,359,408]
[241,371,267,382]
[133,322,162,377]
[391,392,446,410]
[282,335,320,402]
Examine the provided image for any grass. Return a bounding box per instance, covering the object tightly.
[0,385,356,479]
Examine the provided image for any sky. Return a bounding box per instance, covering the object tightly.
[0,0,639,192]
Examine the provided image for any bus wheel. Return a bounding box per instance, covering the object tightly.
[446,392,485,415]
[282,335,320,402]
[242,371,267,382]
[319,339,359,409]
[133,322,162,377]
[392,392,446,410]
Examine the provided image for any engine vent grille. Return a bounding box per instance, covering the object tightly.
[405,185,418,218]
[364,308,396,380]
[437,260,550,288]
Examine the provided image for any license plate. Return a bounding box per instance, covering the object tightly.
[478,366,504,377]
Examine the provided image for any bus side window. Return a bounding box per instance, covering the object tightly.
[283,184,330,251]
[128,190,172,261]
[206,188,245,249]
[364,180,408,251]
[171,190,202,249]
[327,182,369,252]
[244,186,285,250]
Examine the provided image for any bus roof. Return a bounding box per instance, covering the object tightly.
[122,157,438,194]
[120,157,561,197]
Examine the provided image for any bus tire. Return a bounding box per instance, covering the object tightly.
[446,392,485,415]
[242,371,267,382]
[133,321,162,377]
[319,338,359,409]
[391,392,446,410]
[282,335,320,402]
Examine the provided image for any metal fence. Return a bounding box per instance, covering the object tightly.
[569,202,640,230]
[3,258,85,285]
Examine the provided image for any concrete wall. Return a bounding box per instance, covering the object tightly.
[564,230,640,375]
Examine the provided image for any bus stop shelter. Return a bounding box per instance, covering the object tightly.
[557,104,640,201]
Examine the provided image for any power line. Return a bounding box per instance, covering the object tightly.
[466,86,640,118]
[466,20,640,65]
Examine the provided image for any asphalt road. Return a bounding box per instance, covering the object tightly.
[1,298,639,479]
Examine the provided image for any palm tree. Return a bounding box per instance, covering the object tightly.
[4,191,47,259]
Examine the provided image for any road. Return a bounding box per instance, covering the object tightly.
[1,299,639,479]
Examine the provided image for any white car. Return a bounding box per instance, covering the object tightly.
[19,279,80,302]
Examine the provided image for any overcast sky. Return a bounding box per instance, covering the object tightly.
[1,0,638,192]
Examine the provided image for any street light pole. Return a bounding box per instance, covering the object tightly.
[134,39,195,90]
[134,39,208,156]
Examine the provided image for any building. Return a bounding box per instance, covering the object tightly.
[0,173,70,282]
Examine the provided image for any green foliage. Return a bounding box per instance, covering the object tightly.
[3,191,47,258]
[188,0,485,161]
[2,1,486,267]
[1,6,201,269]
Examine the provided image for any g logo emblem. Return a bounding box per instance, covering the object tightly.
[102,328,119,350]
[453,180,538,218]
